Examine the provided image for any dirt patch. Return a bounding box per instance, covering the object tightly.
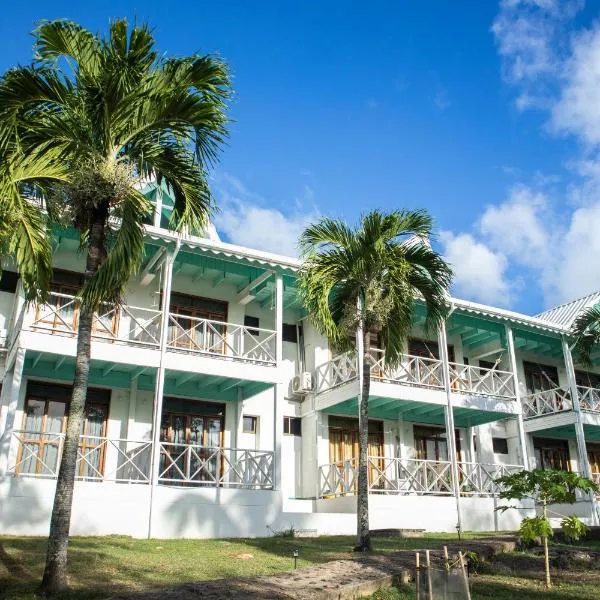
[108,537,518,600]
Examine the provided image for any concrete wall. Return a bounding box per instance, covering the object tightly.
[0,473,542,538]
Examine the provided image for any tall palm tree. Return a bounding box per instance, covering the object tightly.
[0,19,230,593]
[572,305,600,367]
[298,210,452,551]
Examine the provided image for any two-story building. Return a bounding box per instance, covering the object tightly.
[0,183,598,537]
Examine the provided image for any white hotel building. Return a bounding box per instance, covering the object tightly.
[0,183,599,538]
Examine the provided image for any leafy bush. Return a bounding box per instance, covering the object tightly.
[519,516,553,545]
[560,514,589,544]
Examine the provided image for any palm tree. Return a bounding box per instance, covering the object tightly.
[572,305,600,367]
[0,19,230,593]
[298,210,452,551]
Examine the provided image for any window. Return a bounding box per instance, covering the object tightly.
[168,293,228,350]
[492,437,509,455]
[0,270,18,293]
[282,323,298,343]
[18,382,110,478]
[244,315,260,336]
[242,415,258,434]
[283,416,301,436]
[523,361,559,394]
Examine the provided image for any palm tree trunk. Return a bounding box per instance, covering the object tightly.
[41,202,108,594]
[355,326,371,552]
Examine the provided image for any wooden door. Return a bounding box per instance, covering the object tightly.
[160,408,224,483]
[533,437,571,471]
[169,292,228,352]
[587,444,600,475]
[328,417,384,491]
[524,362,560,394]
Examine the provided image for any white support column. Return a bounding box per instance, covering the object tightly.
[505,325,530,469]
[126,376,138,449]
[438,324,462,534]
[275,273,283,365]
[273,273,284,492]
[147,241,179,539]
[0,348,25,476]
[562,336,592,479]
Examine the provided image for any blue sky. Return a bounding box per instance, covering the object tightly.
[2,1,600,315]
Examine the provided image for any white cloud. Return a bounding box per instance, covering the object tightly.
[478,185,551,268]
[551,24,600,145]
[212,174,319,257]
[440,232,514,306]
[543,202,600,303]
[491,0,582,108]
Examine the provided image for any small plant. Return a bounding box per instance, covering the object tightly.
[496,469,598,588]
[267,524,296,538]
[464,550,483,575]
[561,514,589,544]
[519,516,553,545]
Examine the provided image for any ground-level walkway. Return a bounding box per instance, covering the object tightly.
[109,537,518,600]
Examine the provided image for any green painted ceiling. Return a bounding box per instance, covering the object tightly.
[323,395,514,428]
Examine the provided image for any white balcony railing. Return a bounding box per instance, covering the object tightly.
[578,386,600,413]
[319,457,523,498]
[28,292,162,347]
[314,352,358,393]
[456,462,523,495]
[8,431,152,483]
[158,442,274,489]
[521,387,573,418]
[315,350,514,398]
[448,362,515,398]
[167,313,276,365]
[315,351,444,394]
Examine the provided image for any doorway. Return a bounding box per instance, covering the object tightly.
[159,398,225,484]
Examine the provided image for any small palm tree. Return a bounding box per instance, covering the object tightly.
[572,305,600,367]
[0,19,230,593]
[298,210,452,551]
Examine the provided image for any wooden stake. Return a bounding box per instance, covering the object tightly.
[458,551,472,600]
[425,549,433,600]
[415,552,421,600]
[443,545,449,600]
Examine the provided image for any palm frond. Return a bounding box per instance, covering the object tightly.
[572,305,600,367]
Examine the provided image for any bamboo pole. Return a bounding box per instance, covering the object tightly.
[425,550,433,600]
[415,552,421,600]
[443,545,449,600]
[458,551,472,600]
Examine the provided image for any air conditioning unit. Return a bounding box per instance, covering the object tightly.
[292,372,313,395]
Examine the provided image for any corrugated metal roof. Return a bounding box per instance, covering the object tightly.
[451,297,567,334]
[535,291,600,329]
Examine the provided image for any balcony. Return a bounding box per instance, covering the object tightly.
[158,442,274,489]
[8,430,152,483]
[166,312,276,366]
[24,292,162,348]
[8,431,274,490]
[578,385,600,412]
[319,457,523,498]
[520,385,600,419]
[315,351,444,394]
[315,350,515,399]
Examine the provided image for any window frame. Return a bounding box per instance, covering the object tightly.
[492,437,509,455]
[283,416,302,437]
[242,415,258,434]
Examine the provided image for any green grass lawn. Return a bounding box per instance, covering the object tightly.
[2,534,599,600]
[0,533,476,600]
